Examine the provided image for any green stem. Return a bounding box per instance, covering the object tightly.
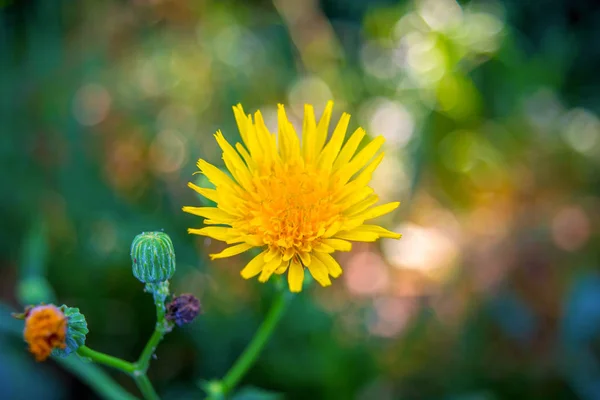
[77,346,136,374]
[134,375,160,400]
[136,329,165,372]
[136,282,173,373]
[220,289,292,395]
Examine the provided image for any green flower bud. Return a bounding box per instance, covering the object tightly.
[131,232,176,284]
[52,305,88,358]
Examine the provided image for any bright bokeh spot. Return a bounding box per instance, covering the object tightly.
[369,297,415,337]
[157,104,197,134]
[149,130,188,175]
[370,154,409,202]
[561,108,600,155]
[365,98,414,148]
[417,0,462,31]
[344,250,389,296]
[382,223,459,273]
[73,84,112,126]
[288,76,333,118]
[552,206,591,252]
[214,26,265,70]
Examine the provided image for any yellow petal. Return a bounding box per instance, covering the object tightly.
[258,254,284,283]
[335,224,402,242]
[277,104,292,160]
[313,242,335,253]
[336,187,373,209]
[323,220,342,238]
[288,259,304,292]
[318,112,350,172]
[321,238,352,252]
[353,202,400,220]
[182,206,236,223]
[277,104,301,163]
[235,143,256,171]
[306,257,331,287]
[214,131,254,191]
[282,247,295,261]
[336,136,385,185]
[188,182,218,202]
[297,251,311,266]
[241,235,265,246]
[356,224,403,239]
[344,195,379,216]
[334,230,379,242]
[240,250,268,279]
[275,264,288,275]
[210,243,253,260]
[187,227,239,243]
[332,127,365,171]
[233,104,250,144]
[264,246,280,262]
[234,106,264,162]
[315,101,333,156]
[302,104,317,162]
[254,110,277,164]
[333,153,384,203]
[242,120,264,161]
[313,252,343,278]
[197,159,244,195]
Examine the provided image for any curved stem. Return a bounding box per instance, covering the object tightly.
[77,346,136,374]
[220,289,292,395]
[134,375,160,400]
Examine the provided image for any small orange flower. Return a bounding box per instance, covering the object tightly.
[23,305,67,361]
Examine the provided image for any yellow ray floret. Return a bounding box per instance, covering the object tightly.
[184,101,402,292]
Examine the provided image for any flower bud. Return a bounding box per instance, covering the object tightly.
[166,294,201,326]
[53,305,89,358]
[131,232,176,284]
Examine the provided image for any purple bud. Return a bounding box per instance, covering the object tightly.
[166,294,201,326]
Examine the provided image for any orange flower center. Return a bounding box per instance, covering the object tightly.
[24,305,67,361]
[245,163,340,252]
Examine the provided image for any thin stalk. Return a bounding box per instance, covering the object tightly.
[220,290,292,395]
[77,346,136,374]
[136,329,165,372]
[134,375,161,400]
[136,283,172,373]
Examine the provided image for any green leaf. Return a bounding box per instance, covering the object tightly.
[231,386,283,400]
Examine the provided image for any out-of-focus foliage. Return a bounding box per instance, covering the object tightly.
[1,0,600,399]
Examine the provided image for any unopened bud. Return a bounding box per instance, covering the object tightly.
[131,232,176,284]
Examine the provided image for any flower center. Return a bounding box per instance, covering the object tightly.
[245,163,340,252]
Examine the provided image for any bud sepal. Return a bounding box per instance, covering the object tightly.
[53,305,89,358]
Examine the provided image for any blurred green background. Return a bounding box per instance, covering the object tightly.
[2,0,600,399]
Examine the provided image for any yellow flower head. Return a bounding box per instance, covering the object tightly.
[23,304,67,361]
[184,102,401,292]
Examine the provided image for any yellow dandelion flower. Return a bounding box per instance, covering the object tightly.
[184,101,402,292]
[23,305,67,361]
